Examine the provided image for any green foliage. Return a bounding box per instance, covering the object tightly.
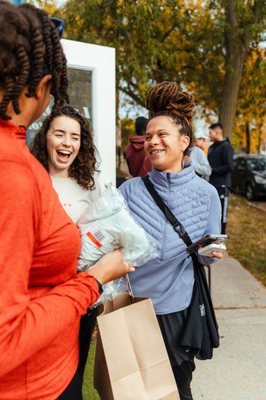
[62,0,225,113]
[60,0,265,139]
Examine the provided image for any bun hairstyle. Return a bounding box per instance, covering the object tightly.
[146,81,194,155]
[0,1,68,120]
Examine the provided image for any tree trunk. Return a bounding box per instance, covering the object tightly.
[219,0,249,141]
[220,52,246,141]
[245,122,250,154]
[256,123,263,154]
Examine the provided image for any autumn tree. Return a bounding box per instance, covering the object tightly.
[61,2,223,106]
[59,0,265,141]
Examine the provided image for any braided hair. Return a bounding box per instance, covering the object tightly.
[0,1,68,120]
[146,81,194,155]
[30,106,99,190]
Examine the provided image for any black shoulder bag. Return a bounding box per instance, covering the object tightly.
[142,175,219,360]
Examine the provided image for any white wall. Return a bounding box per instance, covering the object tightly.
[62,39,116,184]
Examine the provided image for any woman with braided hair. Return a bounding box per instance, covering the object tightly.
[119,81,222,400]
[0,2,133,399]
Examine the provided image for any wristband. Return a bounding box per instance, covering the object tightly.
[96,278,103,294]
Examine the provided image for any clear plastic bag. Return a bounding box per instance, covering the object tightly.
[93,277,128,307]
[77,182,158,270]
[77,182,158,304]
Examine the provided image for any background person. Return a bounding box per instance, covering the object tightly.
[208,122,234,234]
[0,3,132,400]
[124,116,152,177]
[185,136,212,180]
[194,131,209,156]
[31,105,102,385]
[120,81,222,400]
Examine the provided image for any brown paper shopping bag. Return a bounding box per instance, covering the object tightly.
[94,294,179,400]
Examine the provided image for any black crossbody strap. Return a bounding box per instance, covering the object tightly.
[142,176,193,248]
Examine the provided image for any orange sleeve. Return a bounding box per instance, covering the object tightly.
[0,161,99,377]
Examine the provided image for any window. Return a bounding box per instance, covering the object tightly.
[247,158,266,172]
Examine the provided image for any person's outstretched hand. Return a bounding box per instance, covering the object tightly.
[87,250,135,285]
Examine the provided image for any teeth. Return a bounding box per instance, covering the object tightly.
[58,150,71,155]
[151,149,164,154]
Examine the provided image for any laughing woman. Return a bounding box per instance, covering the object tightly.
[31,105,101,222]
[31,105,102,384]
[119,81,222,400]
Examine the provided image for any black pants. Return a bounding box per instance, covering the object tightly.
[172,359,195,400]
[57,372,82,400]
[216,185,229,234]
[157,311,195,400]
[77,307,98,384]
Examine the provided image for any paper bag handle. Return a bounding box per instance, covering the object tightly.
[125,274,134,297]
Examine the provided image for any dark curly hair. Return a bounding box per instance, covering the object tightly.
[0,1,68,120]
[146,81,195,155]
[30,106,99,190]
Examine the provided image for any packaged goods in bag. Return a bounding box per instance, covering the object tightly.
[77,182,158,304]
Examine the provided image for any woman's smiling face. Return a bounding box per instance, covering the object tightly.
[144,115,190,173]
[46,115,81,177]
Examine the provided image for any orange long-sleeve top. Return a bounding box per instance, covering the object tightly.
[0,120,100,400]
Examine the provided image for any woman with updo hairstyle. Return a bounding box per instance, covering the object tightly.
[119,81,222,400]
[0,2,133,399]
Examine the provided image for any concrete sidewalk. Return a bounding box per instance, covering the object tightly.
[192,255,266,400]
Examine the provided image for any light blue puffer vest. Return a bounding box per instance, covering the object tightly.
[119,167,221,314]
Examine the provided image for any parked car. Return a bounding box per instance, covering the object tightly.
[231,154,266,200]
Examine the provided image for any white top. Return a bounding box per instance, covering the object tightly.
[50,175,102,222]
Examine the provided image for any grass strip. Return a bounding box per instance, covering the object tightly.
[227,194,266,286]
